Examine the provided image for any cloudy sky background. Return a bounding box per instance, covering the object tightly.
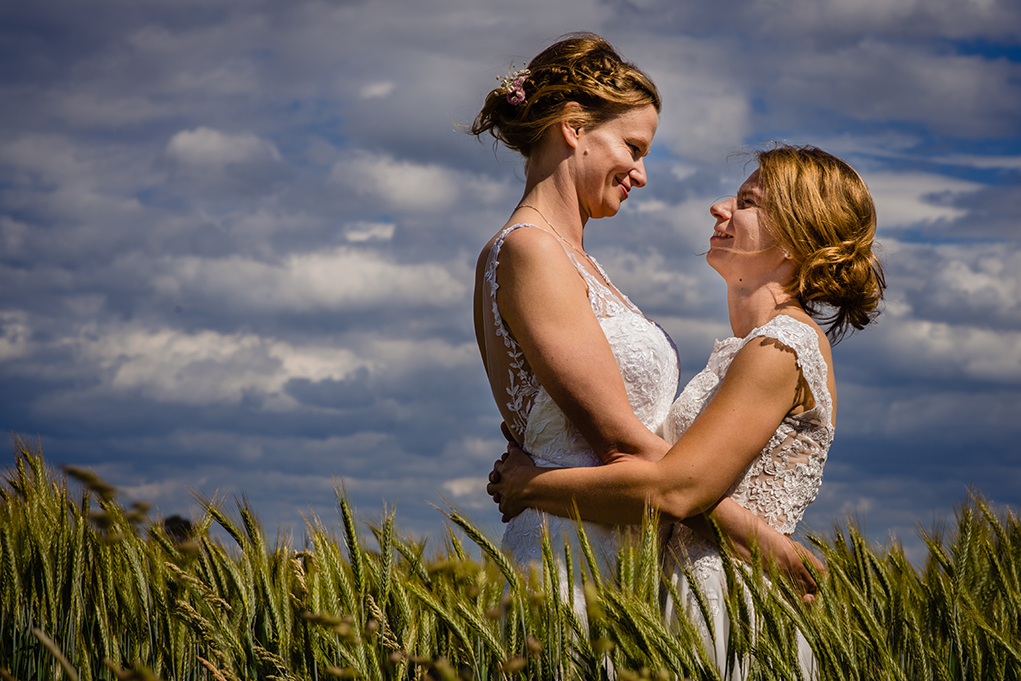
[2,0,1019,560]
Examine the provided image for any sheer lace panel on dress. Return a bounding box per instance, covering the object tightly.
[727,315,834,534]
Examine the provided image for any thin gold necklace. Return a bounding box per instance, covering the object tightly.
[516,204,609,283]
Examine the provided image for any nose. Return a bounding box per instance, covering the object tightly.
[710,196,734,221]
[629,158,647,188]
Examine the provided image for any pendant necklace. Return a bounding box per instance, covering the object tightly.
[516,204,611,286]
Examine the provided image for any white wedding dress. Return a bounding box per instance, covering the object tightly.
[481,223,680,580]
[661,314,832,679]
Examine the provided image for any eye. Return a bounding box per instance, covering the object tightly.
[627,143,641,158]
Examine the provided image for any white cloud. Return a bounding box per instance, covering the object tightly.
[645,44,752,161]
[0,311,31,361]
[149,247,468,311]
[873,318,1021,383]
[882,240,1021,325]
[332,152,461,213]
[360,81,395,99]
[368,337,479,373]
[74,324,366,405]
[930,154,1021,171]
[166,127,281,168]
[935,257,1018,311]
[345,221,395,242]
[866,172,981,229]
[58,318,478,409]
[442,476,488,498]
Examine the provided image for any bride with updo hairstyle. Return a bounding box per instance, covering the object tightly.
[471,33,661,159]
[755,145,886,343]
[489,143,885,676]
[470,32,820,624]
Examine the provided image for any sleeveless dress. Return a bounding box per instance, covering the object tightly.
[481,223,680,576]
[661,315,832,679]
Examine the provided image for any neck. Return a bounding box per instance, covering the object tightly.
[517,146,588,247]
[726,279,799,338]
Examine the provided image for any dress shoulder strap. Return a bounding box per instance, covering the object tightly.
[485,223,585,295]
[485,223,637,318]
[484,223,531,300]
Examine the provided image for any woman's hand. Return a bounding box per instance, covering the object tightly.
[787,540,825,604]
[487,441,538,522]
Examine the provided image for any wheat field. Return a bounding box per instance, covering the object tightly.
[1,436,1018,680]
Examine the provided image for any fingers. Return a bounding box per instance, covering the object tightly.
[500,421,518,444]
[487,459,503,509]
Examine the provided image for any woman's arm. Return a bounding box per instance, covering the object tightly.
[492,226,667,461]
[491,337,800,522]
[491,234,819,588]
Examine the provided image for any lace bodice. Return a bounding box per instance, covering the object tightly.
[482,223,680,571]
[662,315,833,623]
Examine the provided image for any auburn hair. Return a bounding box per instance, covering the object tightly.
[756,145,886,342]
[470,33,660,158]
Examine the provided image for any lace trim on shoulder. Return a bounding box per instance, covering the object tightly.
[484,224,542,436]
[738,315,832,425]
[725,315,834,533]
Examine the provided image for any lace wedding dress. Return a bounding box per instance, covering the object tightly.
[661,314,831,679]
[481,223,679,579]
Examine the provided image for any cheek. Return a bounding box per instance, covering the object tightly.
[751,220,777,248]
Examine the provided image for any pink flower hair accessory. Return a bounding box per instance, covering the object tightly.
[498,66,530,105]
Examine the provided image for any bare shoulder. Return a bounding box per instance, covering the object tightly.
[491,224,580,285]
[476,223,564,273]
[498,223,567,261]
[728,334,801,395]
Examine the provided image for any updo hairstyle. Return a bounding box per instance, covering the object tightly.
[756,145,886,342]
[471,33,661,158]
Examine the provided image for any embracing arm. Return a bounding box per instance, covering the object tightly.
[492,226,666,461]
[491,231,819,586]
[491,336,824,588]
[493,338,798,522]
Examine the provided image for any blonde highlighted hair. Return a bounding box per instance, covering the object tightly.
[470,33,660,158]
[756,145,886,342]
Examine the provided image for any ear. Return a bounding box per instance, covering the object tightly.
[559,102,584,149]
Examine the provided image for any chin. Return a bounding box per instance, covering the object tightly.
[704,249,726,275]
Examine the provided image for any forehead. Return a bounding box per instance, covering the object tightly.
[605,103,659,137]
[738,169,763,196]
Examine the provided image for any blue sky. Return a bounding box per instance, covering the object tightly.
[1,0,1019,561]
